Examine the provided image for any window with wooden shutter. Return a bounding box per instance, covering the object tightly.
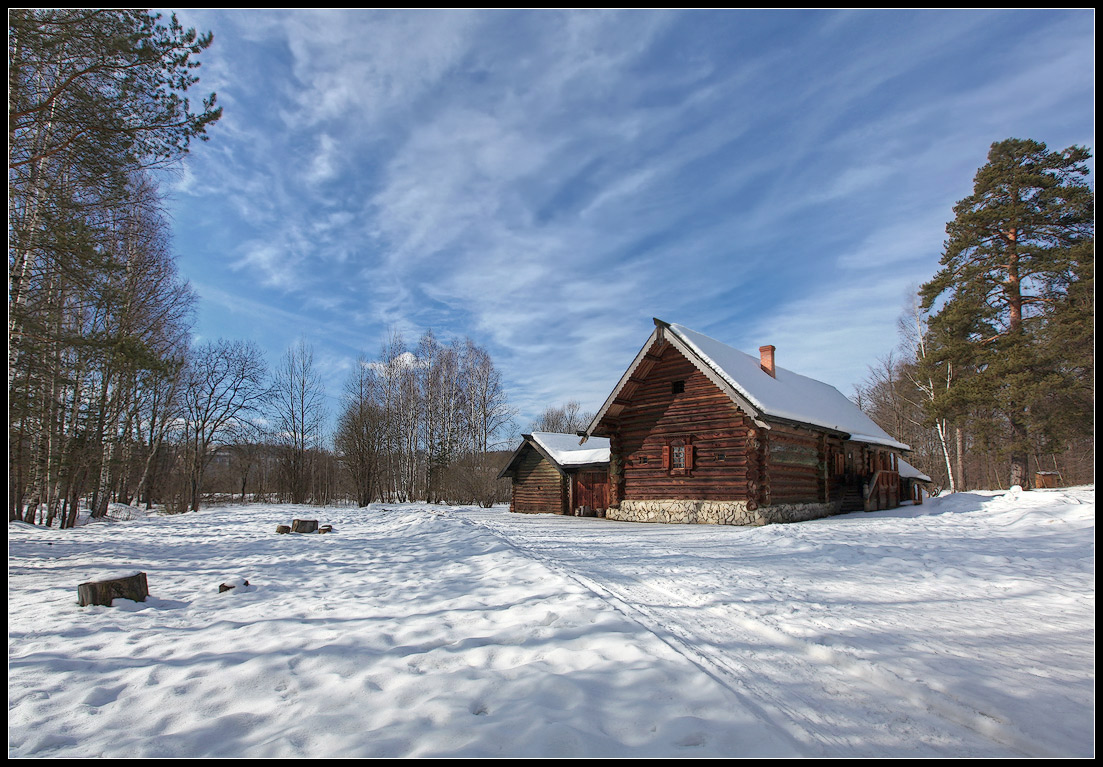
[672,445,685,469]
[666,438,691,475]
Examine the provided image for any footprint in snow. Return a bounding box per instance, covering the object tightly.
[677,732,707,747]
[82,684,126,707]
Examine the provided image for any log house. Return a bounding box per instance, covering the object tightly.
[583,319,927,525]
[499,432,611,516]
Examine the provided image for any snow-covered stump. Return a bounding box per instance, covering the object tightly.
[77,572,148,607]
[291,519,318,534]
[276,525,291,534]
[219,579,249,593]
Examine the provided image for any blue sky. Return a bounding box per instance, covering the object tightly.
[163,9,1095,435]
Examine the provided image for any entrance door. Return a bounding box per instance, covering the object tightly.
[572,471,609,513]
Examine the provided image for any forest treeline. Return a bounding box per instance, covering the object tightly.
[9,9,220,525]
[8,10,515,525]
[856,139,1094,493]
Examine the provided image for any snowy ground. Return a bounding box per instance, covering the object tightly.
[8,487,1095,758]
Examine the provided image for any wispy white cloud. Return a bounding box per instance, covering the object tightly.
[305,134,340,186]
[165,9,1095,428]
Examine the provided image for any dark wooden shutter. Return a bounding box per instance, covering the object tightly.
[662,445,671,469]
[685,445,694,470]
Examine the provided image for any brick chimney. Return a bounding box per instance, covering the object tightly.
[759,345,776,378]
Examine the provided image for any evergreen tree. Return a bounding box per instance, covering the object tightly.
[9,9,221,390]
[920,139,1094,488]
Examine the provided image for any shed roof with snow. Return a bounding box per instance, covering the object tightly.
[898,457,932,483]
[498,432,610,479]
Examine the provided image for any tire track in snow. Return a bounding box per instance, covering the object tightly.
[450,510,1050,758]
[432,508,814,755]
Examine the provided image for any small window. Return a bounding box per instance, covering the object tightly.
[639,455,648,465]
[716,452,726,462]
[671,380,685,394]
[663,440,693,473]
[672,445,686,469]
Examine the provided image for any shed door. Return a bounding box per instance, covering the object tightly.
[573,471,609,511]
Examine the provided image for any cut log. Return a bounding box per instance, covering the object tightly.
[78,572,148,607]
[276,525,291,534]
[291,519,318,533]
[318,525,333,534]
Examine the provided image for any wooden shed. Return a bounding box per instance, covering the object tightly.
[899,456,933,505]
[498,432,611,516]
[584,319,921,525]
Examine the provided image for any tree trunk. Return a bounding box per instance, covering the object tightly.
[1008,413,1031,489]
[935,419,955,493]
[955,426,965,491]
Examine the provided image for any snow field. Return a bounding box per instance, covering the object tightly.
[9,506,797,758]
[8,487,1094,757]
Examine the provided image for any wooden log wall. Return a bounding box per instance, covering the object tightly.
[765,424,829,504]
[510,446,566,514]
[612,344,758,502]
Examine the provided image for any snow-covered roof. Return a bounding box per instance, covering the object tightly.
[498,432,610,479]
[530,432,610,467]
[897,457,932,482]
[666,323,910,450]
[588,320,911,452]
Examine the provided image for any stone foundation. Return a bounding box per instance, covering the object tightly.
[608,499,837,526]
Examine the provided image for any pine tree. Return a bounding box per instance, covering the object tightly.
[9,9,221,391]
[920,139,1094,488]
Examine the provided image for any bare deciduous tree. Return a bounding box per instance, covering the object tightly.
[530,400,593,434]
[271,339,327,504]
[335,357,385,507]
[181,339,268,511]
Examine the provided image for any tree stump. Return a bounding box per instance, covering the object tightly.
[318,525,333,534]
[219,579,249,593]
[291,519,318,534]
[78,572,148,607]
[276,525,291,534]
